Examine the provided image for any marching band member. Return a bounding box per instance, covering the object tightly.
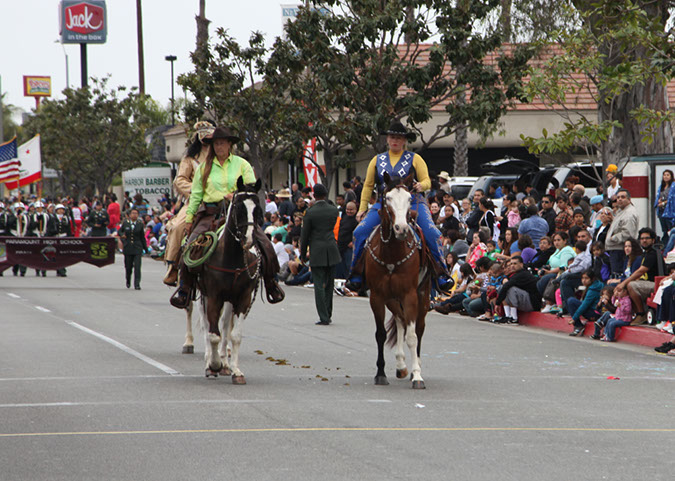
[47,204,73,277]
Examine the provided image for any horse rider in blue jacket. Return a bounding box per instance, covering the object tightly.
[345,121,452,293]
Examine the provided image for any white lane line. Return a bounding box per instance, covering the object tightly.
[35,306,51,313]
[6,293,21,299]
[0,399,274,408]
[65,321,181,377]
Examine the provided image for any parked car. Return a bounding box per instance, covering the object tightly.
[446,176,478,201]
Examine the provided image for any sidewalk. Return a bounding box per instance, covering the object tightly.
[518,311,673,348]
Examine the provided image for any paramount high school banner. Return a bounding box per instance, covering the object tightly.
[0,237,116,272]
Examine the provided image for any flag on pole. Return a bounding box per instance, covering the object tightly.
[0,137,20,184]
[4,135,42,190]
[302,138,319,189]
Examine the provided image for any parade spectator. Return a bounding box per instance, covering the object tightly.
[590,241,612,283]
[539,195,557,235]
[443,229,469,261]
[343,181,357,205]
[291,182,303,203]
[430,201,441,225]
[495,256,541,324]
[528,236,555,270]
[517,234,537,264]
[559,240,592,312]
[518,205,549,246]
[615,227,665,325]
[292,196,308,218]
[107,193,121,234]
[276,189,294,220]
[537,231,576,296]
[266,193,278,214]
[554,194,574,232]
[465,190,484,240]
[608,238,643,286]
[655,169,675,246]
[352,176,363,204]
[336,201,358,279]
[606,164,622,201]
[437,171,451,193]
[506,198,521,227]
[439,191,459,222]
[273,233,290,269]
[466,230,488,269]
[478,197,496,239]
[568,269,603,336]
[433,263,475,314]
[605,189,639,275]
[588,195,604,234]
[592,284,633,341]
[593,206,613,244]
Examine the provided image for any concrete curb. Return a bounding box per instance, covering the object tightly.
[519,311,673,348]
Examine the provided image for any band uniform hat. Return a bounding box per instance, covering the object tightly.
[205,126,240,144]
[606,164,618,173]
[277,188,292,198]
[438,171,450,181]
[313,183,328,198]
[383,120,416,142]
[55,204,66,212]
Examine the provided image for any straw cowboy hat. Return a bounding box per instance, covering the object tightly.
[276,188,292,198]
[438,171,450,181]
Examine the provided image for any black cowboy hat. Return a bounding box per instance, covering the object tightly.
[382,120,416,142]
[204,126,240,144]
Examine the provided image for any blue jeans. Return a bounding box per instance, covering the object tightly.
[463,296,486,316]
[656,284,675,322]
[537,272,558,295]
[335,248,352,280]
[560,273,582,310]
[608,249,626,277]
[350,197,445,281]
[664,227,675,254]
[659,216,674,246]
[567,297,600,328]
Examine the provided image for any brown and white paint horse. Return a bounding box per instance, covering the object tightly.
[196,177,264,384]
[364,173,431,389]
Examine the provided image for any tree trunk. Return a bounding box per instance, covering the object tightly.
[453,88,469,176]
[500,0,513,43]
[195,0,210,67]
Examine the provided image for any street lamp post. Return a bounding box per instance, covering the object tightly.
[165,55,177,126]
[54,40,70,89]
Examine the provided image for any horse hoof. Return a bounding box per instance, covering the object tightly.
[412,380,426,390]
[232,375,246,385]
[396,368,408,379]
[182,345,194,354]
[374,375,389,386]
[205,368,219,378]
[222,366,232,376]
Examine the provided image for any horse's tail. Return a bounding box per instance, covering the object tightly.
[386,314,398,348]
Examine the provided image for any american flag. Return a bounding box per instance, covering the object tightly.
[0,137,20,184]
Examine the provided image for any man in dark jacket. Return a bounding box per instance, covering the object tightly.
[117,208,147,290]
[538,195,557,235]
[495,256,542,324]
[300,184,340,325]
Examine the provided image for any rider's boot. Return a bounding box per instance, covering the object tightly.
[163,261,178,286]
[170,264,194,309]
[254,228,285,304]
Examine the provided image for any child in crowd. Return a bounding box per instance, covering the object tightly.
[433,263,475,314]
[485,240,500,261]
[476,263,506,321]
[591,284,632,341]
[507,199,521,227]
[590,241,612,283]
[568,269,604,336]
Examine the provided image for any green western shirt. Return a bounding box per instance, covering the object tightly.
[186,154,256,223]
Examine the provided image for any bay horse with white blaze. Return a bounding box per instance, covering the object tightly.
[197,176,264,384]
[364,172,432,389]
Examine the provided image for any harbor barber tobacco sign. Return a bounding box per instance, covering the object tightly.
[60,1,107,44]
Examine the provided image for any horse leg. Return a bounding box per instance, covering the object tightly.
[394,316,408,379]
[370,293,389,385]
[403,292,425,389]
[229,310,247,385]
[182,301,195,354]
[219,302,233,376]
[204,296,225,377]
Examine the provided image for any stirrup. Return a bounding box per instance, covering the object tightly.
[170,288,191,309]
[266,282,285,304]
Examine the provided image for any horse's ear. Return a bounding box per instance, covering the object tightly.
[403,173,414,188]
[236,176,245,192]
[254,178,262,192]
[383,172,391,186]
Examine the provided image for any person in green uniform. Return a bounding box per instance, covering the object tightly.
[87,202,110,237]
[117,208,147,289]
[170,126,285,309]
[300,184,341,325]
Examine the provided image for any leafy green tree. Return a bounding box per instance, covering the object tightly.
[179,29,306,189]
[271,0,533,181]
[1,93,23,143]
[521,0,674,180]
[24,78,156,196]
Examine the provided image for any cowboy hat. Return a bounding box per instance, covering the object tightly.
[382,120,416,142]
[204,126,240,144]
[276,188,292,198]
[438,171,450,181]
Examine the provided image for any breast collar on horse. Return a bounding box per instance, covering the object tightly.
[365,189,422,276]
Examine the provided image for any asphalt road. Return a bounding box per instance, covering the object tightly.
[1,258,674,481]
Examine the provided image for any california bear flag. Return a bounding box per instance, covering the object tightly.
[4,135,41,189]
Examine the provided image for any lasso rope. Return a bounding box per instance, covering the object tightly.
[182,225,225,268]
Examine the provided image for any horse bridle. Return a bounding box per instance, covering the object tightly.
[226,192,260,244]
[380,185,414,245]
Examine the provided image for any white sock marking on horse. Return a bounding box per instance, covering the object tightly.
[184,301,194,349]
[405,321,423,382]
[229,312,246,377]
[395,317,406,371]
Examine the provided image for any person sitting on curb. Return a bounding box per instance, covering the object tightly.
[567,269,604,336]
[493,256,541,324]
[591,284,632,342]
[615,227,665,325]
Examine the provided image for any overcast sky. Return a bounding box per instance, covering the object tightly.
[1,0,293,117]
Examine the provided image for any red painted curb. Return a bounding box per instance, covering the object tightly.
[519,312,672,348]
